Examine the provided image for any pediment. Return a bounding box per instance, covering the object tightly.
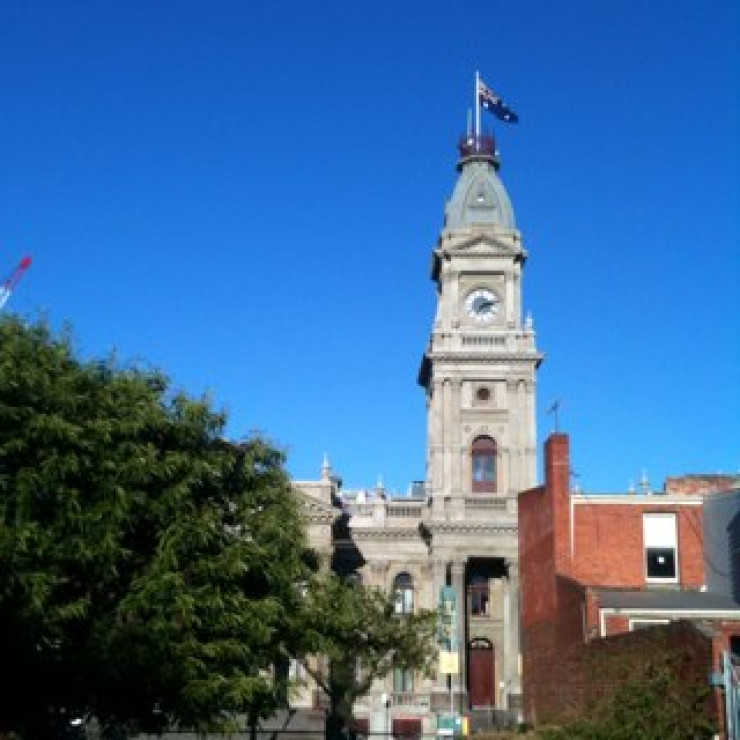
[444,230,523,257]
[293,489,339,522]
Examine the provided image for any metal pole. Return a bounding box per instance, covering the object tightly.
[474,71,481,146]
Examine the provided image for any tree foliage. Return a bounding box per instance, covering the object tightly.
[292,573,438,739]
[0,317,314,737]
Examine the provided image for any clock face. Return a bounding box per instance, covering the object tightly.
[465,288,499,323]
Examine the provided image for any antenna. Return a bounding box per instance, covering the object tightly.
[0,256,32,310]
[547,399,562,432]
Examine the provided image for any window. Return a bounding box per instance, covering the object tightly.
[644,513,678,582]
[730,635,740,660]
[393,572,414,614]
[393,665,414,693]
[471,436,497,493]
[469,574,490,616]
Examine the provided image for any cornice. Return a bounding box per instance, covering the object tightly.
[427,350,544,365]
[425,522,518,536]
[348,527,425,541]
[296,492,338,523]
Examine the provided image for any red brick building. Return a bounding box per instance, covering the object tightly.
[518,433,740,731]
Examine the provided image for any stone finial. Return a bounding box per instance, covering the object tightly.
[321,452,331,481]
[375,474,386,498]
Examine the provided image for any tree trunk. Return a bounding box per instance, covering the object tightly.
[326,694,355,740]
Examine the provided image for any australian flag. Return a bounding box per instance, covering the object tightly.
[478,79,519,123]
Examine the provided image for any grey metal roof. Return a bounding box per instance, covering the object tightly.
[444,158,515,231]
[597,588,740,611]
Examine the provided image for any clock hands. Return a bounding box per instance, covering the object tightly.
[466,289,499,321]
[473,297,497,314]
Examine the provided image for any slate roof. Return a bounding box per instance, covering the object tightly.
[597,588,740,611]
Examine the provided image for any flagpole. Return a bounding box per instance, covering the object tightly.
[474,70,481,145]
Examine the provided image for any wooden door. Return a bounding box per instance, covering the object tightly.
[392,718,421,740]
[468,639,495,708]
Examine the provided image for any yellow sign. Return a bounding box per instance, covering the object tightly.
[438,650,459,675]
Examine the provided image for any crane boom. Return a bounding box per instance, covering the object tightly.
[0,256,32,310]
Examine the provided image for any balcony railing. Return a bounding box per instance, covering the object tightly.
[392,692,430,708]
[464,496,507,511]
[387,505,424,518]
[458,133,496,158]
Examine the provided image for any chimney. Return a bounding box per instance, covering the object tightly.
[545,433,571,575]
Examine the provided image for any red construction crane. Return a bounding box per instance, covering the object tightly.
[0,256,32,310]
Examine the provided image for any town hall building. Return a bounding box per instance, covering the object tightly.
[293,127,542,734]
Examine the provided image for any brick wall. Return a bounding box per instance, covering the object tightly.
[571,502,705,587]
[665,474,740,495]
[520,573,589,722]
[525,620,717,728]
[518,484,554,628]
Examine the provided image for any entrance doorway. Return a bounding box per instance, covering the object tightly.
[468,638,495,708]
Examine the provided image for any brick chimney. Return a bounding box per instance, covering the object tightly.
[545,433,571,576]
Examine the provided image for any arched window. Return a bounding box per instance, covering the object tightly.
[393,572,414,614]
[471,436,497,493]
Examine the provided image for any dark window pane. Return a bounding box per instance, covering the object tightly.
[646,547,676,579]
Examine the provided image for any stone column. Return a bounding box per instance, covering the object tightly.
[499,445,509,499]
[525,379,537,489]
[451,379,462,497]
[443,379,452,497]
[451,561,467,708]
[505,378,518,496]
[505,560,522,712]
[432,559,449,696]
[505,271,514,326]
[431,379,444,513]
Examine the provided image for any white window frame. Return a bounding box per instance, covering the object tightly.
[643,512,679,584]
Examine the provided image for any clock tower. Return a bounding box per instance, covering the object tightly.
[419,133,542,511]
[418,132,542,711]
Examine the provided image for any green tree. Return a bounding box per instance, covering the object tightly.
[0,316,314,737]
[291,573,438,740]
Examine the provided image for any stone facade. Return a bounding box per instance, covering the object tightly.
[293,135,542,734]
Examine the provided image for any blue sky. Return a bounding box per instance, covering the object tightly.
[2,1,738,493]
